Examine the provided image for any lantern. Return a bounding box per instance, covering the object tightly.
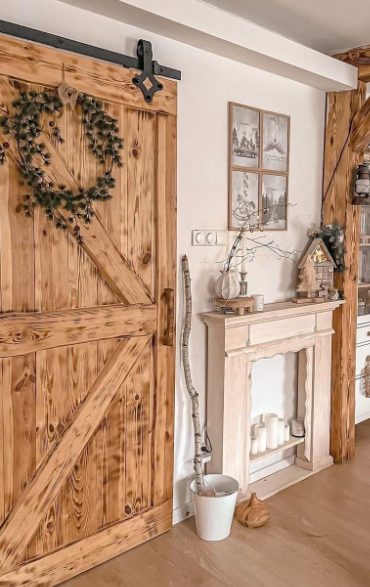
[352,163,370,204]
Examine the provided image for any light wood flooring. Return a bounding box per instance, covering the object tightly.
[65,420,370,587]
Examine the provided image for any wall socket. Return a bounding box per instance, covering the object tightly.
[192,230,227,246]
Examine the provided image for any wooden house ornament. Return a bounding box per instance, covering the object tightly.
[296,238,336,300]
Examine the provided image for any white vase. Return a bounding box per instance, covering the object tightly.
[215,269,240,300]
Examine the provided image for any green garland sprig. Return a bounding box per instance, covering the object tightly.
[0,88,124,243]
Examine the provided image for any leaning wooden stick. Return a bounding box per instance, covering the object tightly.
[182,255,206,494]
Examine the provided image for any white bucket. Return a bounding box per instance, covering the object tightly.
[190,474,239,541]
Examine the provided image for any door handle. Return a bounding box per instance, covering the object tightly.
[163,288,175,346]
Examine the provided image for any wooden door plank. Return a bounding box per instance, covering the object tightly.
[0,35,177,115]
[0,335,151,575]
[94,102,127,530]
[30,348,68,560]
[153,114,176,506]
[0,500,171,587]
[11,354,37,507]
[125,342,152,517]
[127,109,156,298]
[0,304,156,357]
[0,359,13,526]
[0,97,35,314]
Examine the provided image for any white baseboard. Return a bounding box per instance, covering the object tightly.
[356,412,370,425]
[172,500,194,525]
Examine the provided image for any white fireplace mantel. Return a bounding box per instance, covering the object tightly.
[203,299,343,498]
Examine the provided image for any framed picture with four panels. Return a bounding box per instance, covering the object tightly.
[229,102,290,231]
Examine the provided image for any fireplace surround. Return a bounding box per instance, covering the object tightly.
[203,299,343,498]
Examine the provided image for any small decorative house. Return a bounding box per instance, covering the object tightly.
[297,238,336,298]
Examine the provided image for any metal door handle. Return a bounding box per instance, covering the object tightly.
[163,288,175,346]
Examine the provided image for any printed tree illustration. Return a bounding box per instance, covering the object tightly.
[254,129,259,152]
[232,126,238,150]
[297,256,319,298]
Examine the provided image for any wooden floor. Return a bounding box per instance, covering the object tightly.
[65,421,370,587]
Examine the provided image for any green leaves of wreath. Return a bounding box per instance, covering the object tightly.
[0,86,124,243]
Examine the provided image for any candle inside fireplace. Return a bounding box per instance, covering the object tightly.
[278,419,285,445]
[284,424,290,442]
[255,424,267,452]
[250,436,258,455]
[265,414,279,449]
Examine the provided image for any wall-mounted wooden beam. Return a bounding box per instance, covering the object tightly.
[322,81,366,463]
[336,45,370,82]
[351,95,370,154]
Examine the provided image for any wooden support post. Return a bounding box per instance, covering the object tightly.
[322,81,366,462]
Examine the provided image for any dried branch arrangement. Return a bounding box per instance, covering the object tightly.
[181,255,206,494]
[223,203,298,272]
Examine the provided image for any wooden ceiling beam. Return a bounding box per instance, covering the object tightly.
[336,44,370,82]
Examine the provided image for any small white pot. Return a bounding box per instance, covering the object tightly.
[215,270,240,300]
[190,474,239,541]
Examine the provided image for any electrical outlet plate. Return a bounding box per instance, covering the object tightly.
[192,230,227,246]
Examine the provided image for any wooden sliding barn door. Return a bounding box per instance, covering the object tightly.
[0,35,176,586]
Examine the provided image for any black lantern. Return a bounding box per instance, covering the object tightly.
[352,163,370,205]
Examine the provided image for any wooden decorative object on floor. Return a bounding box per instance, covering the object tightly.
[236,493,269,528]
[215,296,254,315]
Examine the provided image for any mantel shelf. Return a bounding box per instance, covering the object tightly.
[250,436,304,463]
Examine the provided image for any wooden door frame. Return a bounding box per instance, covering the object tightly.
[324,45,370,462]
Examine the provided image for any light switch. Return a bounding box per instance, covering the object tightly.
[192,230,228,246]
[192,231,205,245]
[206,231,217,245]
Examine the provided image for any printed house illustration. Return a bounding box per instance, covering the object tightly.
[298,238,336,297]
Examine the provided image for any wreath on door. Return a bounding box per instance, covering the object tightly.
[0,83,124,243]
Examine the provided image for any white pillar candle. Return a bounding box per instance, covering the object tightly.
[250,436,258,455]
[256,425,267,452]
[252,423,261,436]
[265,414,279,449]
[278,418,285,445]
[284,424,290,442]
[241,232,249,274]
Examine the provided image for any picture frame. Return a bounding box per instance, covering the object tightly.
[262,111,289,172]
[229,170,260,230]
[261,174,288,230]
[228,102,290,231]
[229,103,260,169]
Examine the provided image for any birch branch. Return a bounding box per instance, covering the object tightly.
[181,254,205,494]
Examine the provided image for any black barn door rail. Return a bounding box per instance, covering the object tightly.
[0,20,181,103]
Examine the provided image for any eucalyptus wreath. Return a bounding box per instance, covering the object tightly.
[0,87,124,243]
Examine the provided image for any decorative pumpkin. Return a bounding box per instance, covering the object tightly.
[236,493,269,528]
[215,269,240,300]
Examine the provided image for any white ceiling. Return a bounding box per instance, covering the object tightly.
[200,0,370,55]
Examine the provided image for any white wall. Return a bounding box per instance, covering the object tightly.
[0,0,325,522]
